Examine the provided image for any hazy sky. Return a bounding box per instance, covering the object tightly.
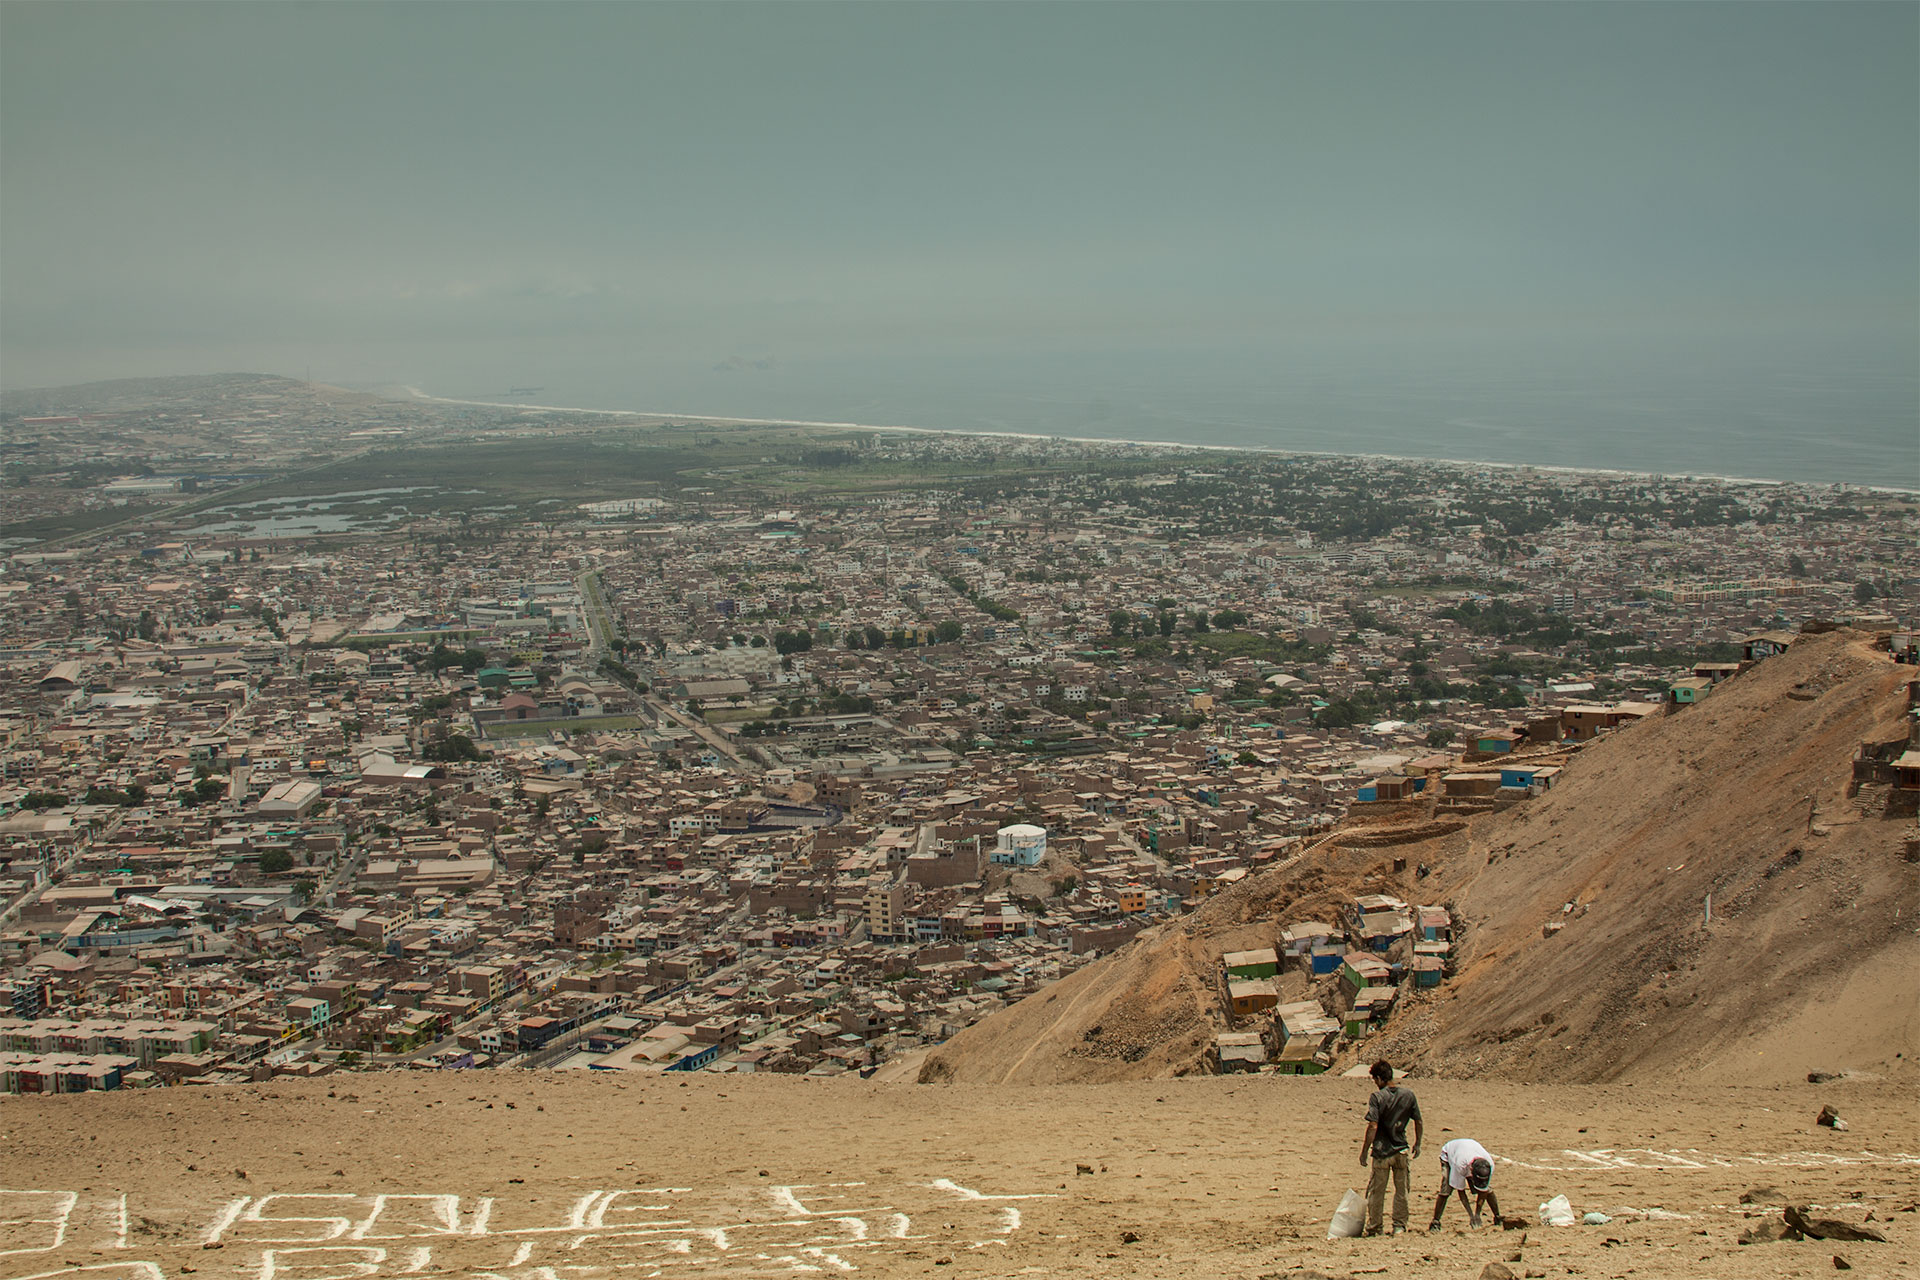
[3,1,1915,403]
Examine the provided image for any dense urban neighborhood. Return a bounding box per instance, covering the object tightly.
[2,376,1914,1093]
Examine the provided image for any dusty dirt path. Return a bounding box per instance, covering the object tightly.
[998,969,1104,1084]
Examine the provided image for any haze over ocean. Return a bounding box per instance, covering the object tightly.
[428,325,1916,488]
[5,3,1915,487]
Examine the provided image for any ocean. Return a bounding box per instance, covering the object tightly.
[433,331,1918,490]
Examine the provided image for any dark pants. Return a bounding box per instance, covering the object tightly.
[1365,1151,1411,1233]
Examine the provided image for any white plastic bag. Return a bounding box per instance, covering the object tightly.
[1539,1195,1578,1227]
[1583,1211,1612,1225]
[1328,1188,1366,1239]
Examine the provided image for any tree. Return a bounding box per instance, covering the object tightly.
[1787,553,1808,578]
[933,620,964,644]
[1108,609,1132,637]
[1314,698,1367,729]
[83,784,148,807]
[1426,727,1456,748]
[1854,580,1878,605]
[258,848,295,874]
[422,733,482,762]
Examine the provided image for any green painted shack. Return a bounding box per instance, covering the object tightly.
[1222,948,1279,981]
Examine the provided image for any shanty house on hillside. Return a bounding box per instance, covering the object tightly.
[1222,948,1279,981]
[1212,1029,1270,1073]
[1742,630,1798,662]
[1227,976,1279,1019]
[1350,895,1413,951]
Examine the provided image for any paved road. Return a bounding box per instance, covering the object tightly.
[647,695,761,774]
[0,843,85,929]
[576,567,617,661]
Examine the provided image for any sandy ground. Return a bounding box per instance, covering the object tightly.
[2,1072,1913,1280]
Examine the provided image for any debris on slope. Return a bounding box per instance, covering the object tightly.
[925,629,1920,1088]
[1416,629,1920,1084]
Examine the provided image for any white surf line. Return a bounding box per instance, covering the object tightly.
[398,387,1911,493]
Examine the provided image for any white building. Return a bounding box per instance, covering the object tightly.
[256,779,323,819]
[992,823,1047,867]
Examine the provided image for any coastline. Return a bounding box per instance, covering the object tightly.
[399,385,1915,495]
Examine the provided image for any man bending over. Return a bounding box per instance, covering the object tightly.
[1428,1136,1501,1231]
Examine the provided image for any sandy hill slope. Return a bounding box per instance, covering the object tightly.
[6,1069,1915,1280]
[923,629,1920,1088]
[1390,628,1920,1085]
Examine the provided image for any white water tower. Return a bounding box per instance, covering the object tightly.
[993,823,1047,867]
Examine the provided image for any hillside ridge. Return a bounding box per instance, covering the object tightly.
[921,629,1920,1087]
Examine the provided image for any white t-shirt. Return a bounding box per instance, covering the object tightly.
[1439,1138,1493,1190]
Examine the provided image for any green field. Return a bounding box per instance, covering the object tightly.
[235,439,713,508]
[481,714,647,739]
[8,417,1203,550]
[177,427,1105,514]
[0,501,165,543]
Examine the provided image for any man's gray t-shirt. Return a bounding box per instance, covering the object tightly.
[1366,1085,1422,1158]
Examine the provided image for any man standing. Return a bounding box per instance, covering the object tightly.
[1358,1059,1423,1236]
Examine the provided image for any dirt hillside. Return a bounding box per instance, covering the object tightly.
[923,629,1920,1088]
[1392,628,1920,1085]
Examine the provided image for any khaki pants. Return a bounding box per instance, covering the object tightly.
[1365,1150,1411,1234]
